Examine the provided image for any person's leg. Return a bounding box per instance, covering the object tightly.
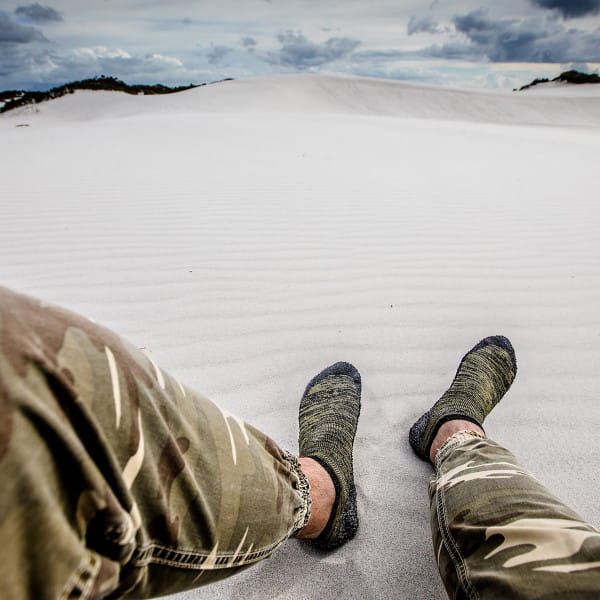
[410,336,600,599]
[0,286,359,600]
[298,362,362,549]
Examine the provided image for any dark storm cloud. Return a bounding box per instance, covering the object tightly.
[240,36,257,53]
[0,46,52,83]
[354,9,600,64]
[240,36,257,47]
[411,10,600,63]
[207,45,232,64]
[531,0,600,19]
[0,14,49,87]
[0,14,47,43]
[15,3,63,23]
[267,30,361,69]
[407,15,441,35]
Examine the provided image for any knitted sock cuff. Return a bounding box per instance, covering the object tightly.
[303,453,343,536]
[424,414,484,460]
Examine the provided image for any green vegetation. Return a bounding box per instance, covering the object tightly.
[557,70,600,84]
[0,75,233,114]
[517,70,600,91]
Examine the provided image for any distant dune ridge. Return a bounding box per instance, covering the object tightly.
[3,72,600,127]
[2,69,599,118]
[0,75,228,114]
[1,74,600,600]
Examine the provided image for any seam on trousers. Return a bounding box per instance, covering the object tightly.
[132,534,291,570]
[130,450,311,572]
[60,551,102,600]
[436,432,485,600]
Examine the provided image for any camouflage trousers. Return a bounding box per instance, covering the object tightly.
[3,286,600,600]
[0,287,310,599]
[431,431,600,599]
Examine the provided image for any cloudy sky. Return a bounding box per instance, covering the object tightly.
[1,0,599,91]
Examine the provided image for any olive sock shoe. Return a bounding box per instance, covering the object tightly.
[409,335,517,462]
[299,361,361,550]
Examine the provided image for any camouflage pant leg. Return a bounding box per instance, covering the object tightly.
[0,287,310,600]
[430,431,600,600]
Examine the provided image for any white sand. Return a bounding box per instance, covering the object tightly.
[1,75,600,599]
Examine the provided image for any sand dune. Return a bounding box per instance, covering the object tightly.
[1,75,599,599]
[7,73,600,126]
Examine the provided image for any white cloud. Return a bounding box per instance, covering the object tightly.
[73,46,132,60]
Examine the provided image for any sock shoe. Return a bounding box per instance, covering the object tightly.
[299,361,361,550]
[409,335,517,462]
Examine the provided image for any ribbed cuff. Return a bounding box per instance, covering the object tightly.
[282,451,312,536]
[435,430,486,468]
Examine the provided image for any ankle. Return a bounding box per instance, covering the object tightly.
[296,457,336,539]
[429,420,485,464]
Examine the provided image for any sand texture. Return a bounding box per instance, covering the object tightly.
[1,75,599,599]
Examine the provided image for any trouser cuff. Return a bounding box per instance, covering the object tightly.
[282,451,312,536]
[435,430,486,467]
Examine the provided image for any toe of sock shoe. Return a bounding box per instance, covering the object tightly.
[302,361,361,393]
